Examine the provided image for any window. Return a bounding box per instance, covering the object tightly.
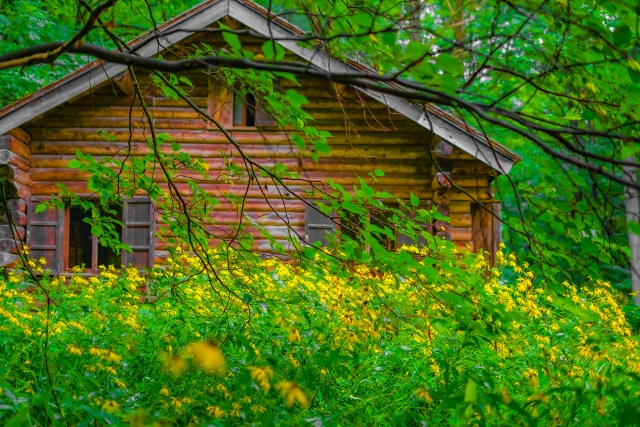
[232,92,257,127]
[305,202,336,246]
[27,197,155,274]
[67,205,122,272]
[207,77,277,128]
[303,200,433,249]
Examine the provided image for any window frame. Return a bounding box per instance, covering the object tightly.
[232,91,257,127]
[62,201,123,275]
[27,196,155,276]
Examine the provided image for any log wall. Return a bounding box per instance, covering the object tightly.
[14,27,499,265]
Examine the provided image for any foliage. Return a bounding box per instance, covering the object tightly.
[2,0,640,424]
[1,245,640,426]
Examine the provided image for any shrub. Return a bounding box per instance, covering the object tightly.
[0,245,639,426]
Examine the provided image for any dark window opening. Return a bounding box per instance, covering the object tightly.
[68,205,123,271]
[232,92,256,127]
[97,206,123,268]
[68,207,93,269]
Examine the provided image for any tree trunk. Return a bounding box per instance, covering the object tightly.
[624,156,640,304]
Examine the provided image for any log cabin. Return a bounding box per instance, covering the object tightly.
[0,0,521,274]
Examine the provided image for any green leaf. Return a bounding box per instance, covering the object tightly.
[563,107,582,121]
[629,220,640,237]
[405,41,429,60]
[222,30,242,52]
[313,140,330,155]
[285,89,308,109]
[464,379,477,403]
[291,134,306,149]
[5,408,29,427]
[162,85,178,101]
[35,203,47,213]
[178,76,193,87]
[436,52,464,75]
[262,40,285,61]
[68,159,81,168]
[613,25,632,47]
[374,169,385,177]
[341,201,366,216]
[621,143,640,159]
[171,141,181,151]
[410,192,419,207]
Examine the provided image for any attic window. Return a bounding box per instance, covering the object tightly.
[232,92,257,126]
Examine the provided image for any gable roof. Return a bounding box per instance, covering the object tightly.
[0,0,521,173]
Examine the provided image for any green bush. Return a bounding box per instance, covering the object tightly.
[0,245,639,426]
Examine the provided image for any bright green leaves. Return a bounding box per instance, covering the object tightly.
[221,26,242,53]
[436,52,464,75]
[563,107,582,121]
[464,379,477,403]
[152,72,190,101]
[262,40,285,61]
[404,41,429,62]
[285,89,308,109]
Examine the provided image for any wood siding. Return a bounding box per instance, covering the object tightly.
[21,28,498,263]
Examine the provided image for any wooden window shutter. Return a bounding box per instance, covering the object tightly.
[254,100,277,127]
[122,198,155,268]
[27,199,63,274]
[208,76,233,128]
[305,202,335,246]
[396,201,432,248]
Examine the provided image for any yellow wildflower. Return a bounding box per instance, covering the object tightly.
[276,381,310,408]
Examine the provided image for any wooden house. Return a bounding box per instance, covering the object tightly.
[0,0,520,274]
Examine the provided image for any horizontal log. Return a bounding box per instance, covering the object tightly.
[30,155,433,175]
[30,180,492,203]
[0,149,30,171]
[0,199,27,217]
[0,225,25,240]
[448,227,472,241]
[154,211,306,227]
[2,182,31,200]
[66,95,209,108]
[0,238,18,254]
[36,115,425,133]
[6,127,31,144]
[0,252,19,267]
[26,127,438,146]
[49,105,404,123]
[29,140,432,161]
[0,135,31,159]
[3,210,27,227]
[0,165,31,186]
[450,213,471,227]
[30,168,450,187]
